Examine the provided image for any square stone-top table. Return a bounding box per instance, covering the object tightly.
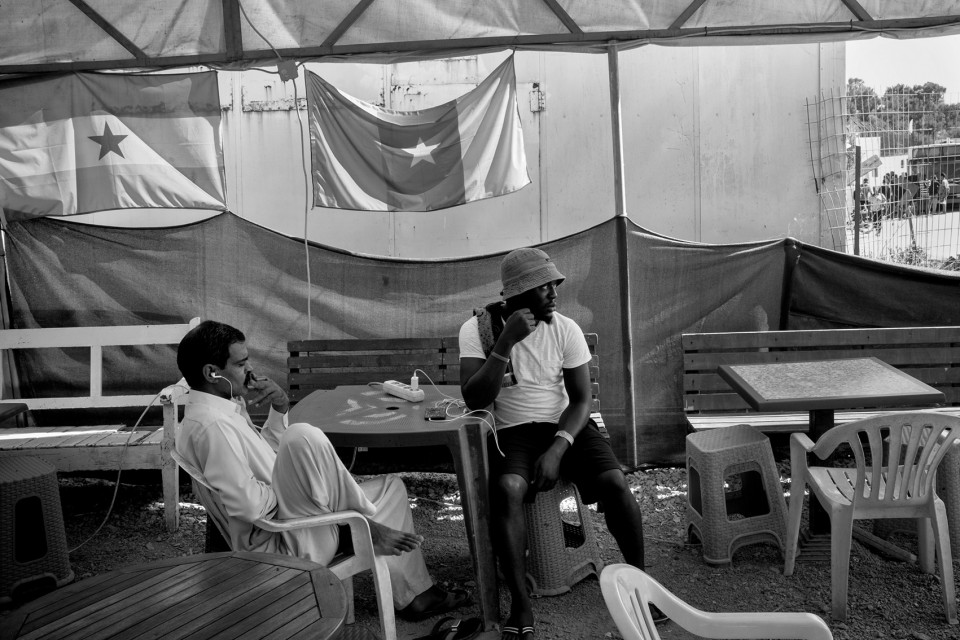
[718,356,945,534]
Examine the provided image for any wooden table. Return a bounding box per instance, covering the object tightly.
[0,551,346,640]
[289,384,498,630]
[718,357,946,533]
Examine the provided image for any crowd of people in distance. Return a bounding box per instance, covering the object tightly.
[857,171,951,232]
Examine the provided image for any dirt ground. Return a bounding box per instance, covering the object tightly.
[3,464,959,640]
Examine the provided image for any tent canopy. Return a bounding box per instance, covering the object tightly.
[4,1,960,74]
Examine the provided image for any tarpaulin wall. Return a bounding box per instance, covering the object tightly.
[786,243,960,329]
[6,213,960,464]
[629,228,786,462]
[4,212,632,447]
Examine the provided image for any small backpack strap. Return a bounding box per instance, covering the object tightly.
[473,302,506,357]
[472,302,515,389]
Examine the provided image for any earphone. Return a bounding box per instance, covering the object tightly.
[210,372,234,397]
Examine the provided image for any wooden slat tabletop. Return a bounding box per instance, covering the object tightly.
[0,552,346,640]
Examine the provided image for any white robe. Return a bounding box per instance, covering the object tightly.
[175,390,432,607]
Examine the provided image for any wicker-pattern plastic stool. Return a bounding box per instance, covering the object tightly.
[0,456,74,604]
[523,479,603,596]
[686,424,788,565]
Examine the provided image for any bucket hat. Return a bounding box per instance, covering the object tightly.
[500,247,565,299]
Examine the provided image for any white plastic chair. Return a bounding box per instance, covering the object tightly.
[162,385,396,640]
[600,563,833,640]
[783,412,960,624]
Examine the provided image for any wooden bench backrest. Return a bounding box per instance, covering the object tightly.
[288,333,602,413]
[1,317,200,411]
[683,326,960,414]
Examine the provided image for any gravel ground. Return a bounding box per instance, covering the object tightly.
[3,465,959,640]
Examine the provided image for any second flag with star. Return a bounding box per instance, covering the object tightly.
[306,56,529,212]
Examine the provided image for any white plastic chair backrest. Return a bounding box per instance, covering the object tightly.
[600,564,833,640]
[170,448,236,546]
[810,412,960,506]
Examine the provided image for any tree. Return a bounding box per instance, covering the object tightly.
[847,77,879,114]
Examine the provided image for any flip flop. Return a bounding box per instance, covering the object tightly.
[413,616,484,640]
[500,624,535,639]
[400,588,473,622]
[649,604,669,625]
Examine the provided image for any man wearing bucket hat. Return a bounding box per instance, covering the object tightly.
[458,247,655,639]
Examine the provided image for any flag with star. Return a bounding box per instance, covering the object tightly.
[307,56,529,211]
[0,71,225,220]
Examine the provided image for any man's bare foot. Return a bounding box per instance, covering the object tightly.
[369,520,423,556]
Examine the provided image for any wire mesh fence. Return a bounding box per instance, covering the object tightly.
[807,88,960,271]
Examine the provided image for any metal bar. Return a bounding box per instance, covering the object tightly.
[66,0,147,62]
[607,44,638,465]
[854,145,862,255]
[0,54,228,75]
[540,0,584,34]
[252,16,960,56]
[222,0,244,62]
[6,16,960,75]
[669,0,710,31]
[321,0,377,48]
[839,0,873,22]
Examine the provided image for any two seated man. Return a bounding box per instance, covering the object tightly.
[175,248,651,640]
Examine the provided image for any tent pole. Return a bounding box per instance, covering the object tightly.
[607,44,638,466]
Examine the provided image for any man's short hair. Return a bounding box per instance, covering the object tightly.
[177,320,245,389]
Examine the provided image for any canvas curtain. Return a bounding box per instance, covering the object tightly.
[6,213,960,464]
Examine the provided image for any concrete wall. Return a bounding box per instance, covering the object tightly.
[74,43,845,257]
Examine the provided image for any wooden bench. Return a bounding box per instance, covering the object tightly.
[287,333,606,435]
[682,326,960,433]
[0,317,200,531]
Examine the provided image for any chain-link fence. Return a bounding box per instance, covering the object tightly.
[807,88,960,271]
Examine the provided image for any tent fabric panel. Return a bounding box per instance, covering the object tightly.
[6,213,960,463]
[5,2,960,72]
[2,212,630,454]
[1,1,133,67]
[629,224,786,463]
[787,244,960,329]
[339,1,566,46]
[91,0,225,59]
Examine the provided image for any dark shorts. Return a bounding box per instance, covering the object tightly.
[489,419,621,505]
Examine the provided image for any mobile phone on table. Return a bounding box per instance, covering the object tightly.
[424,405,448,421]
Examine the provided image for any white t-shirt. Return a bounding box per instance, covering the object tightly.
[459,311,592,427]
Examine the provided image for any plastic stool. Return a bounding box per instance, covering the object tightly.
[523,479,603,596]
[686,424,787,565]
[0,456,74,604]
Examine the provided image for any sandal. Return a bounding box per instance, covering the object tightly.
[414,616,484,640]
[501,625,535,639]
[649,603,669,625]
[400,588,473,622]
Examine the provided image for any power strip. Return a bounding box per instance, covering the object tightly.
[382,380,425,402]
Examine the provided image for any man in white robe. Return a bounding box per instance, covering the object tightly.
[175,320,470,619]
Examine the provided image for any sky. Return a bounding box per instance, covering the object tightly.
[847,35,960,99]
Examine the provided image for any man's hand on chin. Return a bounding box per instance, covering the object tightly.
[245,377,290,413]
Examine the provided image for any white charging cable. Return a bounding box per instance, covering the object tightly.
[69,382,189,553]
[413,368,504,457]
